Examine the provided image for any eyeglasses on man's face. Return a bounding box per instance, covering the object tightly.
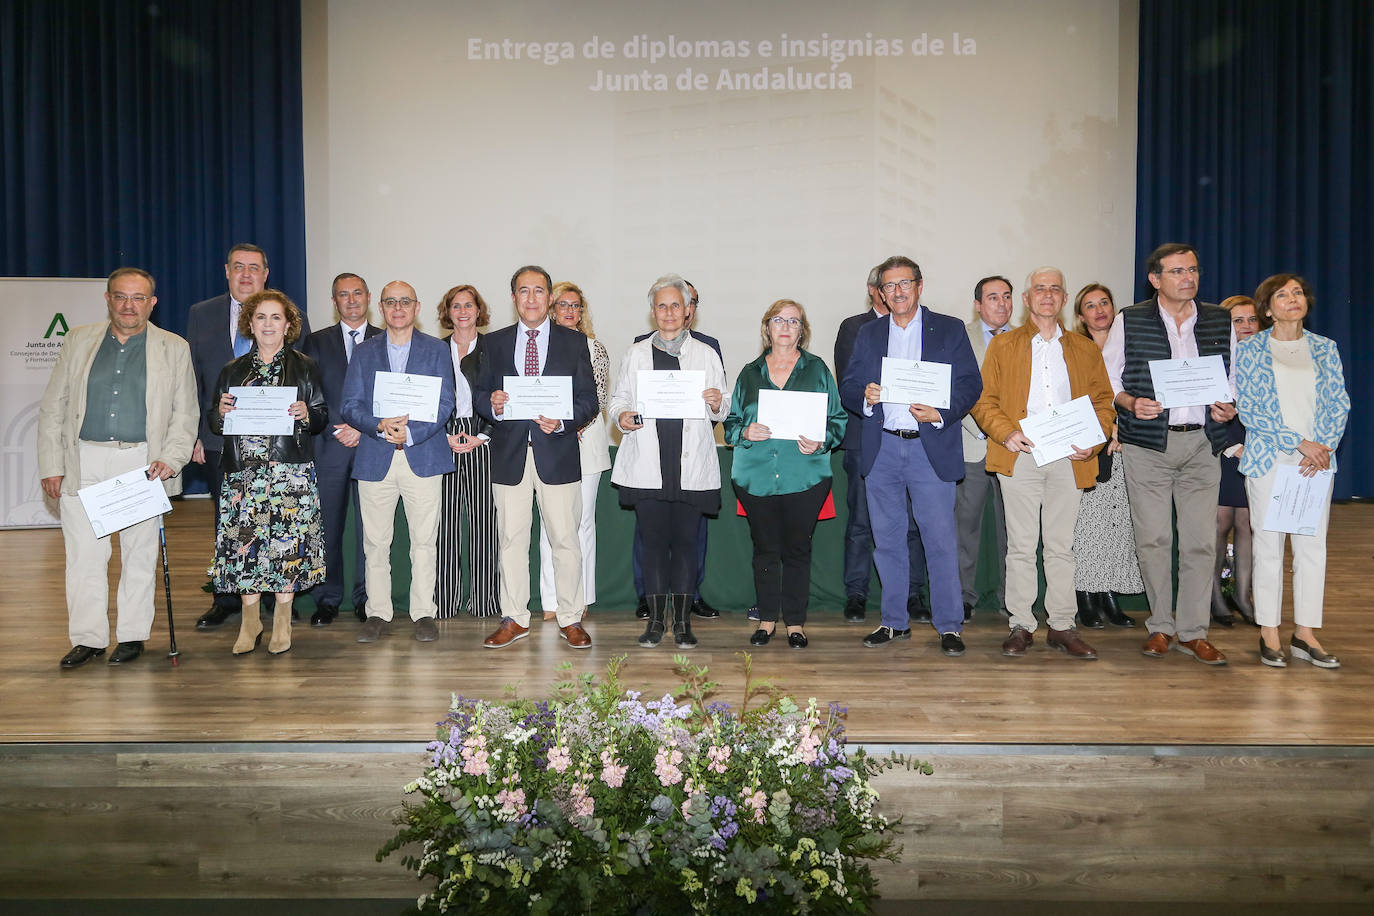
[880,278,916,293]
[109,293,151,305]
[380,297,417,308]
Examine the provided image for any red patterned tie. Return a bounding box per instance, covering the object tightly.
[525,329,539,376]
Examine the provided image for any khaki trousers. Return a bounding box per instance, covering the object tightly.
[1122,431,1220,641]
[358,450,441,621]
[999,453,1082,633]
[494,454,583,627]
[60,441,159,647]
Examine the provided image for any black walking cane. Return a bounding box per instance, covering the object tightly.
[159,515,180,666]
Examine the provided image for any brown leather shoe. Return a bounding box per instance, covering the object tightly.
[1001,627,1033,657]
[1047,627,1098,659]
[1175,637,1228,665]
[483,618,529,649]
[1141,632,1173,657]
[559,622,592,649]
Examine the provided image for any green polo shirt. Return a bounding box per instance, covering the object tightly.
[723,347,846,496]
[79,327,148,442]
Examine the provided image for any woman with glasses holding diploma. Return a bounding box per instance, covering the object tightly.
[723,299,846,648]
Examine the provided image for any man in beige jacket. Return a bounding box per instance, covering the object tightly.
[38,268,199,669]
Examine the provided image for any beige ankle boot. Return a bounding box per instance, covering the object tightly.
[268,597,292,655]
[233,597,264,655]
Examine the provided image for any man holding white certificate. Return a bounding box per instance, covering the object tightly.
[342,281,456,644]
[970,268,1115,660]
[1103,243,1237,665]
[475,265,598,650]
[38,268,198,669]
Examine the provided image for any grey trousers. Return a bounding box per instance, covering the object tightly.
[954,459,1006,608]
[1121,431,1220,641]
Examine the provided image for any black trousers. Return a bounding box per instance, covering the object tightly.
[633,499,704,595]
[737,479,831,627]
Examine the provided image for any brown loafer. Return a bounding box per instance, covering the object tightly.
[1141,632,1173,657]
[1175,637,1228,665]
[483,618,530,649]
[559,622,592,649]
[1047,627,1098,659]
[1001,627,1033,657]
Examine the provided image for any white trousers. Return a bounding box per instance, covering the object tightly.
[538,470,601,610]
[494,455,583,627]
[60,441,159,647]
[1246,453,1332,628]
[358,450,442,621]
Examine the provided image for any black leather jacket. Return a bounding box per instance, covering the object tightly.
[208,347,329,473]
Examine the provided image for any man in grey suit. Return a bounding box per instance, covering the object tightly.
[38,268,199,668]
[955,275,1013,621]
[185,243,309,629]
[301,272,381,626]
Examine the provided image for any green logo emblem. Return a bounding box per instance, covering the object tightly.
[44,313,69,338]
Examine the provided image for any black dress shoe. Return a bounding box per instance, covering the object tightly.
[843,595,866,622]
[908,598,932,625]
[787,631,808,649]
[353,602,368,623]
[195,604,238,630]
[691,598,721,619]
[107,641,144,665]
[863,626,911,648]
[940,632,966,657]
[60,645,105,669]
[963,602,974,623]
[749,627,773,646]
[1227,592,1258,626]
[635,596,650,619]
[1210,591,1236,627]
[311,604,339,627]
[1100,592,1136,627]
[1076,591,1105,629]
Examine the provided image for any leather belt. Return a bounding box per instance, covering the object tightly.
[883,428,920,439]
[1168,423,1203,432]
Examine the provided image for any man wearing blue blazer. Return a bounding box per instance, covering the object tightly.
[839,255,983,656]
[186,243,310,630]
[475,265,599,650]
[341,281,455,644]
[301,272,381,626]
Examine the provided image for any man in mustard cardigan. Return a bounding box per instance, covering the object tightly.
[970,267,1116,659]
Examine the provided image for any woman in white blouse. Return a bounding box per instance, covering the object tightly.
[1235,274,1350,669]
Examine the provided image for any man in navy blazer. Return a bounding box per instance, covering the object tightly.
[301,272,381,626]
[834,265,930,625]
[839,255,982,655]
[341,281,455,644]
[475,265,598,650]
[186,243,310,630]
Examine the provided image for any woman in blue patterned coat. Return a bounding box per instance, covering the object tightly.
[1235,274,1350,669]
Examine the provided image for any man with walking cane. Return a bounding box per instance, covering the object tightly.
[38,267,199,669]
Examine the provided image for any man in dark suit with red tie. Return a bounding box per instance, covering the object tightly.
[475,265,598,650]
[301,272,381,626]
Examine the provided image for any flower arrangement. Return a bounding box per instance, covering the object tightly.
[379,655,927,915]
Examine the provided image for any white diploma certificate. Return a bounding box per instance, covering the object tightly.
[223,386,296,436]
[502,375,573,420]
[373,371,442,423]
[636,370,707,420]
[880,357,952,409]
[78,466,172,538]
[1148,355,1232,408]
[1017,395,1108,467]
[1263,465,1333,536]
[756,389,828,442]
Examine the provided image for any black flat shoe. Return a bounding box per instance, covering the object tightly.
[107,641,144,665]
[940,632,966,657]
[310,605,338,627]
[843,595,866,623]
[908,595,932,625]
[195,605,237,630]
[787,632,808,649]
[749,628,773,646]
[635,596,649,619]
[863,626,911,648]
[60,645,104,669]
[353,602,368,622]
[691,598,721,619]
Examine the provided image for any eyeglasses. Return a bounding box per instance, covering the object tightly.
[380,297,417,308]
[229,263,264,274]
[769,316,802,328]
[1160,266,1200,278]
[880,278,917,293]
[653,302,684,311]
[109,293,151,305]
[554,300,584,310]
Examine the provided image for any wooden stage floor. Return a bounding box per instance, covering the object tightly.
[3,498,1372,746]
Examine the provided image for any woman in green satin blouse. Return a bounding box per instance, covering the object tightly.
[723,299,846,648]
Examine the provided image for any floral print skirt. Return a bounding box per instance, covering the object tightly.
[210,460,327,594]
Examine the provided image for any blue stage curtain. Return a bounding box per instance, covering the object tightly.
[0,0,307,338]
[1136,0,1372,497]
